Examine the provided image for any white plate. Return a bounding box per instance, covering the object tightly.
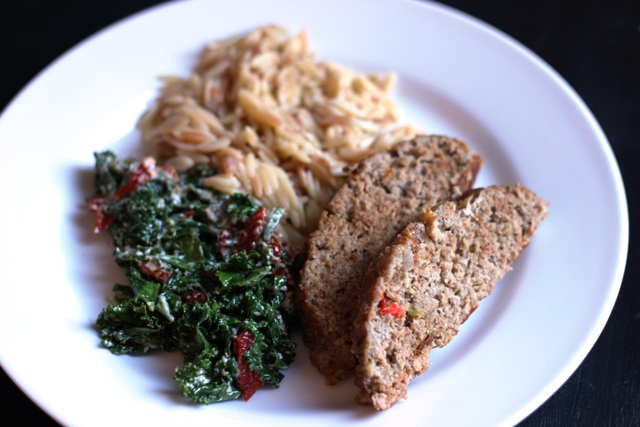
[0,0,628,426]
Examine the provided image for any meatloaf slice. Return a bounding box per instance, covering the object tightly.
[296,135,483,383]
[352,184,548,410]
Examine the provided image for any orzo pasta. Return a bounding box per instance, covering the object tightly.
[138,25,421,244]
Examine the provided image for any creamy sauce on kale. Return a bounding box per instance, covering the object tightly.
[90,151,295,403]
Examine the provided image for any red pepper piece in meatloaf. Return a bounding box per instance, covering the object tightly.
[353,184,549,410]
[296,135,483,383]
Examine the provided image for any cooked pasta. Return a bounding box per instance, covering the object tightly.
[138,25,421,244]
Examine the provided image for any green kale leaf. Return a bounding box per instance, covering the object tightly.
[90,151,296,403]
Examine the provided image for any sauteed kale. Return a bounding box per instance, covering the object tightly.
[90,151,296,403]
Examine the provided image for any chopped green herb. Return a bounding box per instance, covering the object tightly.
[407,304,426,318]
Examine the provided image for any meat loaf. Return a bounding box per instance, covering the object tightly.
[352,184,548,410]
[296,135,483,383]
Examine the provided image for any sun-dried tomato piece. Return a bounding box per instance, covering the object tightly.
[138,260,171,284]
[378,296,404,318]
[88,195,105,212]
[93,209,114,233]
[88,195,114,233]
[273,264,293,287]
[233,330,263,401]
[181,289,207,305]
[267,233,283,264]
[115,157,156,199]
[236,207,267,253]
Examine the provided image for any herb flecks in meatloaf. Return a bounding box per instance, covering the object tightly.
[296,135,483,383]
[353,184,548,410]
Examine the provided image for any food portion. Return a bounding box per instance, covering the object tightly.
[91,24,423,406]
[89,24,550,411]
[90,151,296,403]
[137,25,419,243]
[296,135,483,383]
[352,185,549,410]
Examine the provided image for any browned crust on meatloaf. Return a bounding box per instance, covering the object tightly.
[296,135,483,383]
[353,184,548,410]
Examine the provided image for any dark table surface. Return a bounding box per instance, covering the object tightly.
[1,1,638,425]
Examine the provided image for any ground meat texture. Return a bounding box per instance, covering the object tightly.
[296,135,483,383]
[353,184,548,410]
